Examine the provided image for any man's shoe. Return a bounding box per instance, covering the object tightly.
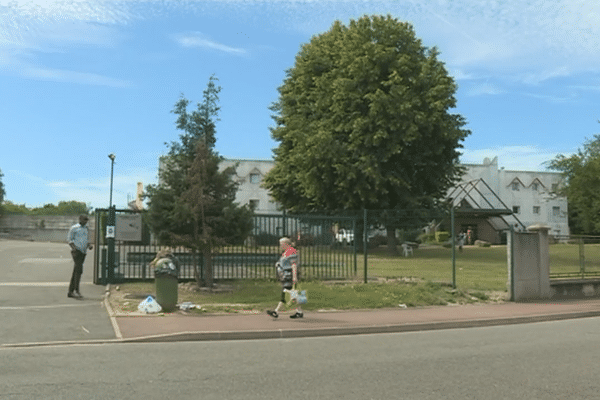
[67,292,78,298]
[267,310,278,318]
[74,291,82,298]
[290,311,304,319]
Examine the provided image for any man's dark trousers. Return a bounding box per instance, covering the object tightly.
[69,250,86,294]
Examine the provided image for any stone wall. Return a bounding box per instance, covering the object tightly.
[0,215,96,243]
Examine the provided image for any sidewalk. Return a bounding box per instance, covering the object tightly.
[108,297,600,343]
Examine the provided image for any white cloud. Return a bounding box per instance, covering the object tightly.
[173,32,247,55]
[20,65,132,87]
[5,167,158,210]
[467,82,505,96]
[0,0,134,86]
[459,146,574,172]
[408,0,600,83]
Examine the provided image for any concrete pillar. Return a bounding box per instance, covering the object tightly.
[528,224,551,299]
[508,224,551,301]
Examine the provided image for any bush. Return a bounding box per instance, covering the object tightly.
[435,231,449,243]
[366,235,387,248]
[417,232,435,243]
[254,232,280,246]
[396,228,422,243]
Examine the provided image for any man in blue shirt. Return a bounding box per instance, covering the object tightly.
[67,215,93,298]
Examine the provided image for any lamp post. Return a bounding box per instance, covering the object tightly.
[107,153,116,283]
[108,153,115,208]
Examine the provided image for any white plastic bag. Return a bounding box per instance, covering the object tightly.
[138,295,162,313]
[285,289,308,305]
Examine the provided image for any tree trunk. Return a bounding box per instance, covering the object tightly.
[386,226,398,255]
[193,249,202,287]
[203,248,213,289]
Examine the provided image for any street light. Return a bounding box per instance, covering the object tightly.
[107,153,116,283]
[108,153,116,209]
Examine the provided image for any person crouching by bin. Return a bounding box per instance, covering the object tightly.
[267,237,303,319]
[150,249,179,312]
[150,249,178,269]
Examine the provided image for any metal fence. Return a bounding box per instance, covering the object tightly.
[93,210,358,284]
[549,235,600,279]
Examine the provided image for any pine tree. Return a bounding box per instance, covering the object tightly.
[145,75,253,287]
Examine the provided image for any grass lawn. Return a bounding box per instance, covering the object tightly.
[108,242,592,314]
[365,244,508,291]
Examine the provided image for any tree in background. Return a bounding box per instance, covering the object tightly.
[547,133,600,234]
[145,75,253,287]
[1,200,90,216]
[0,168,4,215]
[263,15,469,252]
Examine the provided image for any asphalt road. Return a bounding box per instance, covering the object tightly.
[2,316,600,399]
[0,240,115,345]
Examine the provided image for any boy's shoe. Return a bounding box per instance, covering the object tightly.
[290,311,304,319]
[267,310,278,318]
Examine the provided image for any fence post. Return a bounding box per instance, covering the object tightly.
[282,209,287,237]
[508,225,515,301]
[451,206,456,289]
[579,238,585,279]
[363,209,368,284]
[353,217,357,276]
[107,205,116,283]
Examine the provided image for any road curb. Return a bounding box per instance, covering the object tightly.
[115,309,600,343]
[4,309,600,349]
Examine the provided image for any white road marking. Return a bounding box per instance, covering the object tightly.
[18,258,70,264]
[81,326,90,334]
[0,303,101,310]
[0,282,93,287]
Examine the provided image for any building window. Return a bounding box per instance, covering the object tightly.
[512,182,520,191]
[249,173,261,184]
[551,184,558,192]
[553,206,560,216]
[532,183,538,191]
[249,199,259,210]
[513,206,520,214]
[533,206,540,214]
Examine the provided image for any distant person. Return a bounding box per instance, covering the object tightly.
[267,237,303,319]
[67,215,93,298]
[457,232,466,252]
[467,228,473,245]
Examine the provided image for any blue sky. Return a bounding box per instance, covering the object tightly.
[1,0,599,210]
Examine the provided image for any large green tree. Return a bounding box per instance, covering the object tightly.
[263,15,469,250]
[145,75,253,287]
[547,133,600,234]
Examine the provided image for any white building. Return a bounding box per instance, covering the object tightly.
[222,157,569,241]
[219,159,280,214]
[459,156,569,237]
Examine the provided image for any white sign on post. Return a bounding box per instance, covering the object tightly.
[106,225,115,239]
[115,214,143,242]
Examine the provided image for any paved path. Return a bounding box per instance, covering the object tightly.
[3,239,600,347]
[110,298,600,342]
[0,240,115,346]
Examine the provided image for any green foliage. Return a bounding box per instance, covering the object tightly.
[0,168,4,215]
[1,200,90,216]
[435,231,449,242]
[144,75,254,286]
[417,232,435,243]
[264,14,469,213]
[547,133,600,234]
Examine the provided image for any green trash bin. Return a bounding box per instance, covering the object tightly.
[154,258,179,312]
